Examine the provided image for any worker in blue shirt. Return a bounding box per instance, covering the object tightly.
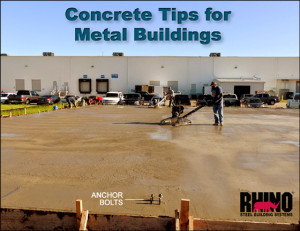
[211,81,224,126]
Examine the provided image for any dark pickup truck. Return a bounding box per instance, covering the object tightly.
[7,90,40,104]
[137,91,155,101]
[253,93,279,105]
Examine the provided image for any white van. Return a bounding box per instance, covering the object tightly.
[102,92,124,105]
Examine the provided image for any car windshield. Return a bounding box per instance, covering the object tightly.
[244,94,253,97]
[106,93,118,97]
[295,94,300,100]
[124,94,139,99]
[223,95,236,98]
[1,94,8,97]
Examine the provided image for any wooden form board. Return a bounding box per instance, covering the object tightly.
[193,218,299,230]
[76,199,82,229]
[80,210,89,231]
[180,199,190,231]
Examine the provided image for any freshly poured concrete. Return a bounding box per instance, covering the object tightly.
[1,106,299,223]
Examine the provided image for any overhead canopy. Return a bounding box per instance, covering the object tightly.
[217,78,265,83]
[216,78,265,98]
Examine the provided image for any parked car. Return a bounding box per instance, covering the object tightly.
[196,94,214,106]
[240,94,254,101]
[1,92,15,103]
[223,94,239,106]
[7,90,40,104]
[174,91,182,96]
[253,93,279,105]
[244,97,264,108]
[174,95,190,105]
[123,93,141,105]
[37,95,60,105]
[286,93,300,109]
[102,92,124,105]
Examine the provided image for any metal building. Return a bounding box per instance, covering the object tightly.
[1,54,299,99]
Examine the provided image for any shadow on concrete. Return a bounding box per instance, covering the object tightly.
[113,122,219,126]
[113,122,160,125]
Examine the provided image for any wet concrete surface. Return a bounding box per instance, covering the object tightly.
[1,106,299,223]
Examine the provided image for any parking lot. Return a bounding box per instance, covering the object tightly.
[1,105,299,223]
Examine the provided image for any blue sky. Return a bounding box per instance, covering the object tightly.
[1,1,299,56]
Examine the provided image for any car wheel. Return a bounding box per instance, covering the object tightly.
[270,100,275,105]
[25,99,30,105]
[4,100,8,104]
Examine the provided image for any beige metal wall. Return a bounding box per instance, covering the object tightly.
[1,56,299,95]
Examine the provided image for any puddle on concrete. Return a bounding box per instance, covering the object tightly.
[149,128,172,140]
[1,148,13,153]
[1,133,24,137]
[278,141,299,147]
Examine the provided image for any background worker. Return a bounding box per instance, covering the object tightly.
[66,96,76,108]
[211,81,224,126]
[97,95,103,105]
[167,87,175,107]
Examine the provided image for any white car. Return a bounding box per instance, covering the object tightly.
[223,93,239,106]
[286,93,300,109]
[1,92,14,103]
[102,92,124,105]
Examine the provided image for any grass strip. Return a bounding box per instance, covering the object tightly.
[1,103,66,117]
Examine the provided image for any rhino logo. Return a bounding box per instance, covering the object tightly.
[253,201,280,212]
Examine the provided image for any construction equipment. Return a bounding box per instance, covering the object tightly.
[160,101,206,126]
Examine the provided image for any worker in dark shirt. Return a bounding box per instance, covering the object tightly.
[167,87,175,107]
[211,81,224,126]
[66,96,76,108]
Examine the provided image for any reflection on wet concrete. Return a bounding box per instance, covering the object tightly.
[1,133,24,137]
[279,141,299,147]
[149,128,172,140]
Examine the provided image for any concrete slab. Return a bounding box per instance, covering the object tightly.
[1,106,299,224]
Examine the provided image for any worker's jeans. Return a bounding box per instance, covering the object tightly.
[169,97,174,107]
[213,104,224,124]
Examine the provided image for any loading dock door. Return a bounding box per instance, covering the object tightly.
[168,81,178,91]
[234,86,250,99]
[96,79,109,94]
[79,79,92,94]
